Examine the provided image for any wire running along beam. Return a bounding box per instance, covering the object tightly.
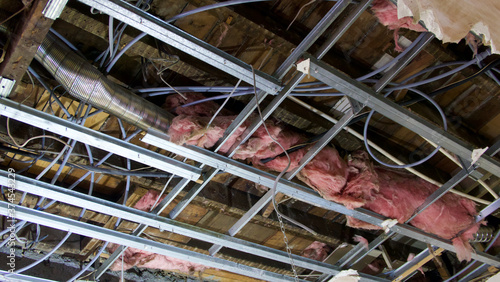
[166,0,352,230]
[0,171,373,279]
[299,55,500,179]
[141,133,500,267]
[0,98,200,181]
[0,202,302,282]
[77,0,280,95]
[205,0,374,256]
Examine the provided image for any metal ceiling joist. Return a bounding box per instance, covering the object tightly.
[299,55,500,179]
[141,133,500,267]
[272,0,351,77]
[0,171,374,279]
[208,108,360,255]
[165,0,352,224]
[76,0,281,95]
[205,1,374,256]
[0,202,300,282]
[0,271,56,282]
[0,99,200,181]
[224,0,371,157]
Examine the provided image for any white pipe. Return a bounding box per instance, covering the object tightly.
[288,96,492,205]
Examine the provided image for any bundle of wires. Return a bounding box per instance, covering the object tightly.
[154,47,499,168]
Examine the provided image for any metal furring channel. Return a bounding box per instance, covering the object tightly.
[34,32,173,134]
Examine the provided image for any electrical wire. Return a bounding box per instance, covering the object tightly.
[206,79,242,130]
[49,28,85,59]
[150,158,182,211]
[355,33,427,82]
[105,0,272,73]
[6,118,71,149]
[400,57,500,107]
[136,82,323,95]
[386,49,491,93]
[28,67,73,119]
[21,70,36,105]
[286,0,316,31]
[363,87,448,168]
[250,66,300,281]
[4,232,72,276]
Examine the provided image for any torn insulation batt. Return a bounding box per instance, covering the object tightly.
[108,190,208,273]
[371,0,500,54]
[166,94,482,262]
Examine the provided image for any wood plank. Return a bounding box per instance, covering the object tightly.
[80,187,149,257]
[196,211,238,234]
[0,0,53,93]
[237,222,276,244]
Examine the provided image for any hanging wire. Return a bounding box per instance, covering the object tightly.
[251,65,302,281]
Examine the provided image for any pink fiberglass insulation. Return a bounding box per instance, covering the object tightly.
[168,115,248,152]
[335,151,380,209]
[257,147,349,202]
[295,146,349,202]
[371,0,427,51]
[353,235,369,250]
[166,94,482,261]
[371,0,427,32]
[361,258,386,276]
[108,190,208,273]
[301,241,331,262]
[164,92,231,117]
[406,253,424,275]
[133,189,165,211]
[345,152,482,261]
[107,243,207,273]
[169,114,349,199]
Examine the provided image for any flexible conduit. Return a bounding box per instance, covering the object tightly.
[34,33,173,134]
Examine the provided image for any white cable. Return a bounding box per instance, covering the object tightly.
[150,156,184,211]
[251,66,307,281]
[205,79,242,131]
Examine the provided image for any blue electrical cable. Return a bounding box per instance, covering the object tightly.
[363,87,448,169]
[105,0,272,73]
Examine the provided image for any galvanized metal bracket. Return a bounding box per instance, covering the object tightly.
[43,0,69,19]
[0,77,15,97]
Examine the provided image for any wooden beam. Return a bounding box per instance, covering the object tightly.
[0,0,53,96]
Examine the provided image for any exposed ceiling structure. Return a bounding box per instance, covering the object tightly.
[0,0,499,281]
